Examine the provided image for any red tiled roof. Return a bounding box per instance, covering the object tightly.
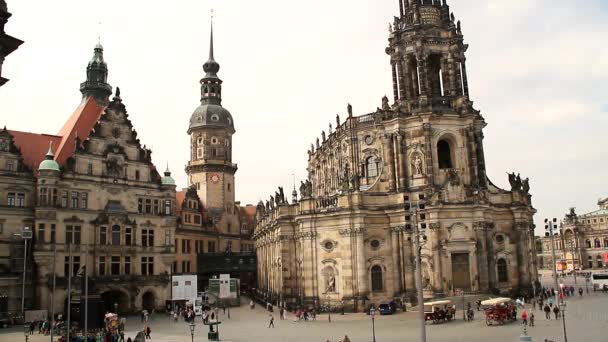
[8,130,62,170]
[55,97,106,165]
[239,205,257,222]
[8,96,106,171]
[175,190,186,216]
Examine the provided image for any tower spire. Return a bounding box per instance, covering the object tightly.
[200,10,222,105]
[80,42,112,105]
[209,9,215,60]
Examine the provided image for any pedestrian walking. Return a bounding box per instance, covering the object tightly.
[268,314,275,328]
[521,309,528,326]
[544,304,551,320]
[579,287,584,297]
[530,312,535,327]
[279,307,284,320]
[553,305,560,320]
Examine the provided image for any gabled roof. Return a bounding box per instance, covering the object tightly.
[239,205,257,222]
[8,96,106,170]
[55,96,106,164]
[8,130,62,170]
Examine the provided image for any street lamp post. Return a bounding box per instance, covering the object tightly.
[410,200,427,342]
[23,323,29,342]
[559,301,568,342]
[370,307,377,342]
[20,227,32,323]
[544,218,560,305]
[189,321,195,342]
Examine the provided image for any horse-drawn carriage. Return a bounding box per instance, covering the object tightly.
[423,300,455,324]
[482,297,515,326]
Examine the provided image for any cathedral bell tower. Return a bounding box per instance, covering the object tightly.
[186,20,238,234]
[387,0,473,114]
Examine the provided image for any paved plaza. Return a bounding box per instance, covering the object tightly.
[1,288,607,342]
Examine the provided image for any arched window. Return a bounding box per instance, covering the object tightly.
[597,255,603,268]
[111,225,121,245]
[586,239,592,248]
[437,140,453,169]
[371,265,383,291]
[366,156,379,180]
[595,239,601,248]
[604,239,608,248]
[497,258,508,283]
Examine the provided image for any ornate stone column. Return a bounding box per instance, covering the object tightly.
[355,228,368,295]
[394,133,405,190]
[391,61,399,103]
[391,227,403,295]
[384,133,396,191]
[397,59,407,101]
[423,123,434,185]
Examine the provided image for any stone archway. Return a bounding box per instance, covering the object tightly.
[101,290,129,314]
[142,291,156,312]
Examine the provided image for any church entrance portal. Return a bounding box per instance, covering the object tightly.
[101,290,129,314]
[451,253,471,291]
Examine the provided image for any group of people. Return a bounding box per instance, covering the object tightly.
[294,308,316,321]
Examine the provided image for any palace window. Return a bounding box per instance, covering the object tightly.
[6,160,14,171]
[366,156,379,179]
[124,256,131,275]
[604,239,608,248]
[111,256,120,275]
[125,227,132,246]
[50,224,56,243]
[194,215,201,224]
[16,193,25,207]
[99,256,106,276]
[99,226,107,245]
[111,225,121,245]
[138,199,143,214]
[226,241,232,252]
[65,225,81,245]
[38,223,45,243]
[81,193,88,209]
[586,239,592,248]
[164,200,172,215]
[51,189,58,206]
[141,229,154,247]
[61,191,68,208]
[39,188,48,206]
[497,258,509,283]
[153,199,159,215]
[87,163,93,175]
[135,170,140,180]
[195,240,203,254]
[182,261,191,273]
[595,239,601,248]
[145,199,152,214]
[588,256,593,269]
[371,265,383,291]
[437,139,453,169]
[208,241,216,253]
[64,256,80,277]
[71,191,78,208]
[141,256,154,275]
[7,192,15,207]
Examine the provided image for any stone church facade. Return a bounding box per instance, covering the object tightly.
[253,0,537,311]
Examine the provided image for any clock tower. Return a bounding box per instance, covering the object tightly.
[186,21,238,237]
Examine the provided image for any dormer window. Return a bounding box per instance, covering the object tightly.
[211,114,219,122]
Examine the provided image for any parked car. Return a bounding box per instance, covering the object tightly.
[378,303,394,315]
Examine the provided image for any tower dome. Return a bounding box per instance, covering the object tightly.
[38,142,60,172]
[161,164,176,186]
[188,21,235,134]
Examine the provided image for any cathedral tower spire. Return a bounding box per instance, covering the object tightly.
[80,42,112,105]
[388,0,473,113]
[200,20,222,106]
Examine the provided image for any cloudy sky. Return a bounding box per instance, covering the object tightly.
[1,0,606,235]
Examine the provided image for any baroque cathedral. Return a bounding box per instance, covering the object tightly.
[253,0,538,311]
[0,3,254,315]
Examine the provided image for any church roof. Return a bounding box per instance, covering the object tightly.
[239,205,257,222]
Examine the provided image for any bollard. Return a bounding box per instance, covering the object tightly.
[519,336,532,342]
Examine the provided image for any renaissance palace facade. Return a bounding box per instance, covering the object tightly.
[253,0,537,311]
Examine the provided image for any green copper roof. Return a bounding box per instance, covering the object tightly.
[161,164,176,186]
[38,142,60,172]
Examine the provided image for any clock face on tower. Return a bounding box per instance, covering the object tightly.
[210,174,220,184]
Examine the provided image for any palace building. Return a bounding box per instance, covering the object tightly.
[253,0,537,311]
[0,18,256,314]
[537,199,608,272]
